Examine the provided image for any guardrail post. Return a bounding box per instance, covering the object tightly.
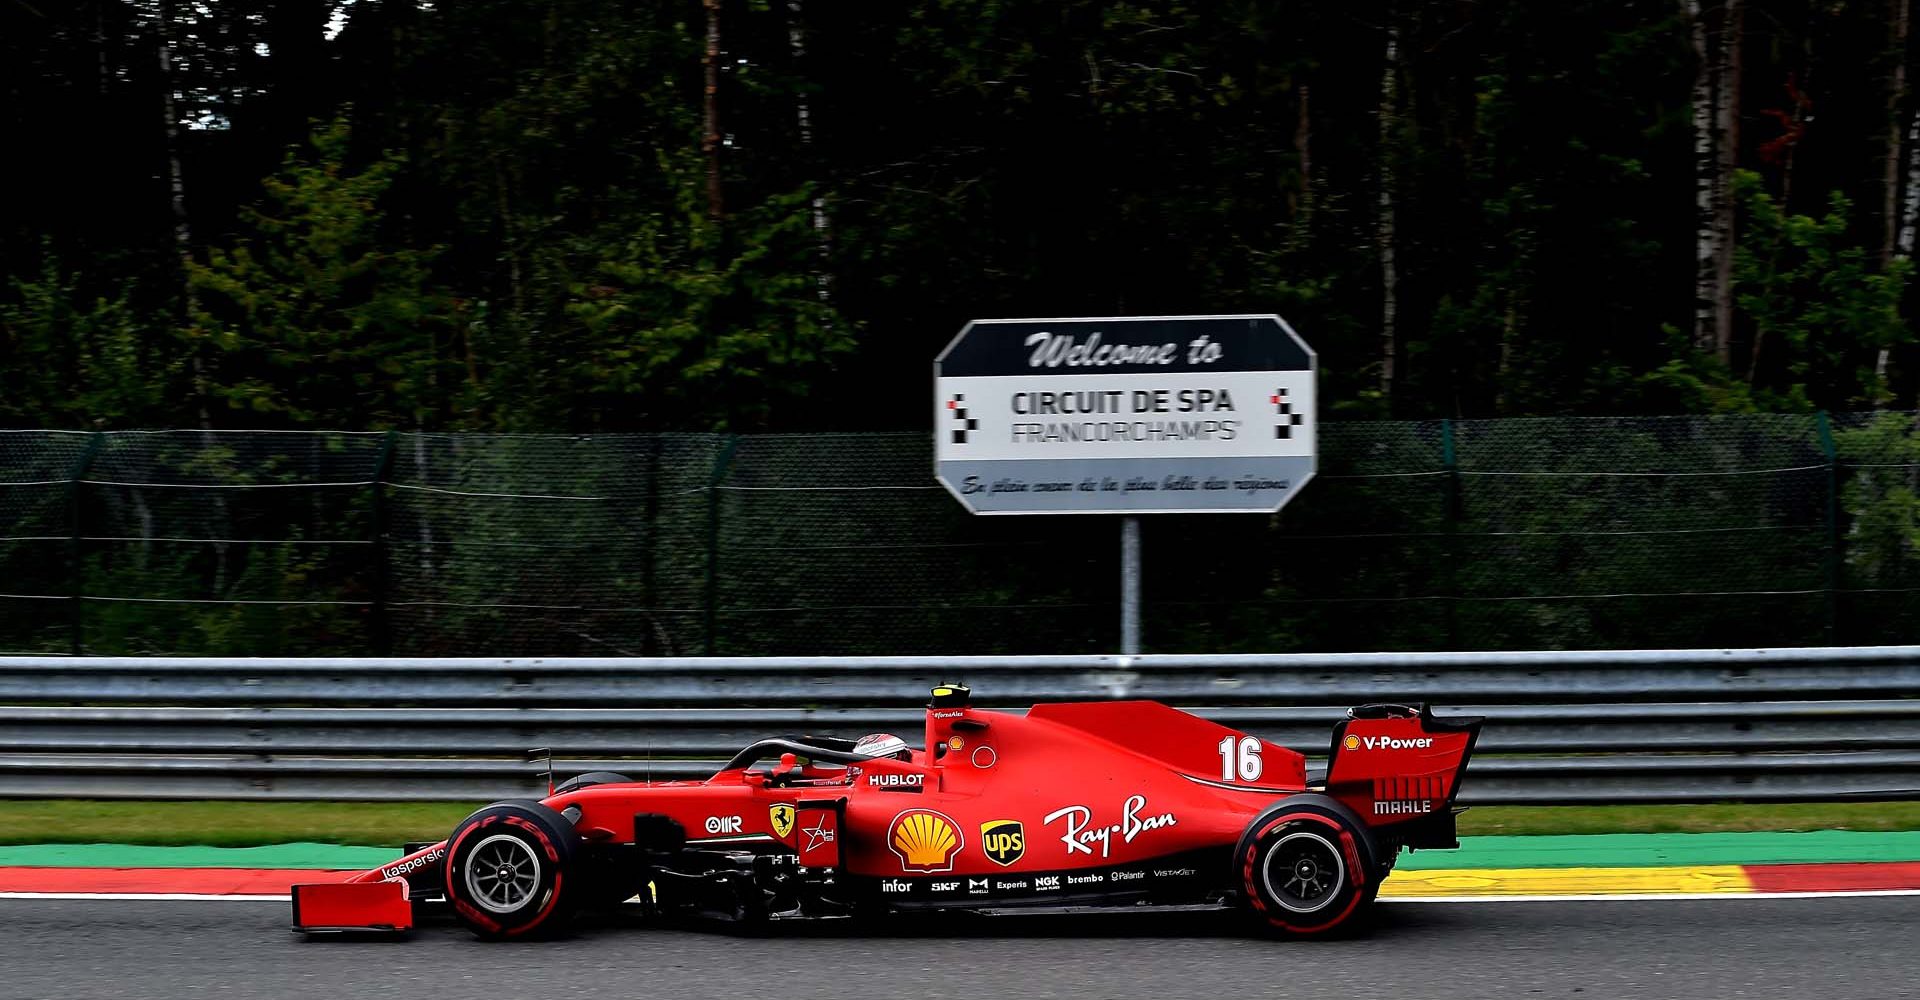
[703,435,740,655]
[368,431,398,656]
[66,433,105,656]
[1816,412,1841,643]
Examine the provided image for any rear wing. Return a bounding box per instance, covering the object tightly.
[1323,703,1481,847]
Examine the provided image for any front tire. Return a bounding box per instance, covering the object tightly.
[1237,796,1377,938]
[444,801,579,939]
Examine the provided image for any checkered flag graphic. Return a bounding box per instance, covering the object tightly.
[1271,387,1306,439]
[947,394,979,444]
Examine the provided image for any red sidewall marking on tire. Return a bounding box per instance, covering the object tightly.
[500,824,564,937]
[504,816,560,864]
[1242,811,1367,933]
[442,812,567,937]
[446,815,505,934]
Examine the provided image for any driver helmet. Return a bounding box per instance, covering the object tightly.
[852,732,913,761]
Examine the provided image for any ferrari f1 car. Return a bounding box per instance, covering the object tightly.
[292,685,1479,939]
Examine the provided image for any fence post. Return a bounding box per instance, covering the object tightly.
[703,435,740,655]
[1816,412,1841,643]
[368,431,398,657]
[66,433,105,656]
[642,436,662,643]
[1441,418,1461,650]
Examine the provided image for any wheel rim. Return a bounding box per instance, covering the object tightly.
[1261,829,1346,913]
[463,833,543,914]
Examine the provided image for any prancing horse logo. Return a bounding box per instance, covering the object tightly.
[769,804,796,839]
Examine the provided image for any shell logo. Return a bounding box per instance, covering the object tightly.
[888,809,963,872]
[1343,734,1360,751]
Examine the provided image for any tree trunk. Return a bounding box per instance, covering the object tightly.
[158,1,191,299]
[1495,299,1517,413]
[1878,0,1912,397]
[1292,81,1312,220]
[95,0,111,97]
[1901,103,1920,258]
[1712,0,1743,366]
[1688,0,1718,358]
[1887,0,1911,263]
[267,0,327,140]
[157,0,210,428]
[161,1,234,590]
[702,0,723,220]
[786,0,812,148]
[1377,22,1400,404]
[786,0,831,303]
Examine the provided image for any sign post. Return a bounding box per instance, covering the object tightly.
[1120,514,1141,654]
[934,315,1317,649]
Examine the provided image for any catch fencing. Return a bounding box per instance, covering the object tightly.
[2,647,1917,804]
[10,413,1920,657]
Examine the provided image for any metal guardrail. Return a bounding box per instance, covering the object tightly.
[1,649,1917,804]
[8,648,1920,705]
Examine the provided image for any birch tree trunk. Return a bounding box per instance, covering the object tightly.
[1878,0,1912,396]
[1711,0,1742,366]
[702,0,724,220]
[1377,22,1400,404]
[1688,0,1718,358]
[158,0,192,309]
[1899,101,1920,404]
[786,0,831,303]
[160,0,232,589]
[1900,103,1920,259]
[1887,0,1911,262]
[95,0,110,97]
[157,0,213,428]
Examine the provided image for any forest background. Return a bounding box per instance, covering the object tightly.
[7,0,1917,432]
[9,1,1920,657]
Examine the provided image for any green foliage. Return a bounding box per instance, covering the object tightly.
[1626,328,1763,415]
[10,1,1920,431]
[1834,412,1920,591]
[184,120,458,428]
[0,254,169,427]
[562,181,856,431]
[1733,170,1913,409]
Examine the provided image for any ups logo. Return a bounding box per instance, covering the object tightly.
[980,819,1025,866]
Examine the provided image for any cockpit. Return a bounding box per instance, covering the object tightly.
[719,684,974,788]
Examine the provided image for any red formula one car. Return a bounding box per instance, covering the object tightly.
[293,685,1479,939]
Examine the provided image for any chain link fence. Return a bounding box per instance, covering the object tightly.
[5,413,1920,656]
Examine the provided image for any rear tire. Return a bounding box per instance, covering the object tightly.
[444,801,579,940]
[1236,795,1378,938]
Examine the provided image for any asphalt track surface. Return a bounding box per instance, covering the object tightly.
[3,895,1917,1000]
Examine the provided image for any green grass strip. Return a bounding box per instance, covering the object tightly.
[1456,801,1920,836]
[0,842,397,869]
[8,829,1920,872]
[1396,830,1920,870]
[0,800,480,849]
